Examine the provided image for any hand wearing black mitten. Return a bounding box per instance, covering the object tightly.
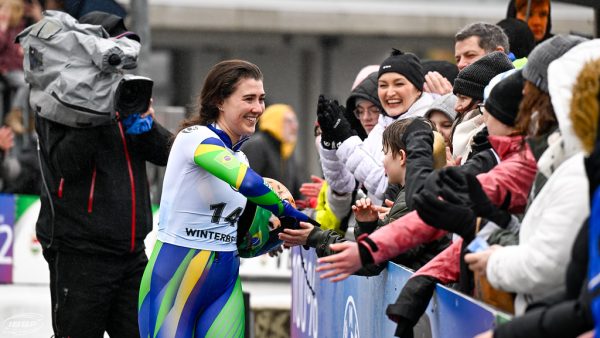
[437,166,471,204]
[386,275,439,338]
[414,189,476,238]
[468,127,492,159]
[401,117,433,145]
[317,95,338,150]
[277,215,320,232]
[465,173,512,227]
[321,99,355,144]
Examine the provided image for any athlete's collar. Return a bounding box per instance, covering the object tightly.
[207,123,250,151]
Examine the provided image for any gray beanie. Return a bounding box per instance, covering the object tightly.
[425,93,458,121]
[522,34,588,93]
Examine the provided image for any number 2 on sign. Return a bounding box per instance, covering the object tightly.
[0,224,13,264]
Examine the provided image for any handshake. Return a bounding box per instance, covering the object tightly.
[316,95,356,150]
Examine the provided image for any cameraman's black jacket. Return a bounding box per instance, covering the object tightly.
[35,115,172,255]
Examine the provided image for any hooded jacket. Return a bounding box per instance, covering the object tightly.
[335,93,434,203]
[344,72,383,141]
[318,70,381,195]
[485,39,600,315]
[506,0,553,44]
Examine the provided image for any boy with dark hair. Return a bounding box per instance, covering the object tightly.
[281,118,450,273]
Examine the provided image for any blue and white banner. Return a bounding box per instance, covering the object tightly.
[291,247,510,338]
[0,194,15,284]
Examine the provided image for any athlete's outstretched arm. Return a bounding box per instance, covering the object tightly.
[194,137,308,221]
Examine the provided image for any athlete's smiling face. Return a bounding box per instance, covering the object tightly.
[217,77,266,143]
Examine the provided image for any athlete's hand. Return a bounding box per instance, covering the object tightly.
[267,245,283,257]
[316,242,361,282]
[282,200,309,223]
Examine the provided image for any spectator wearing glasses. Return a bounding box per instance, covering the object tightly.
[317,50,434,204]
[299,67,383,238]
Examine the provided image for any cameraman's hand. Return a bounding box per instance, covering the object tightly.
[140,99,155,120]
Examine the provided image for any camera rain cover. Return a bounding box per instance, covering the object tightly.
[17,10,145,128]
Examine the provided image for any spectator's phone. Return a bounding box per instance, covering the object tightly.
[466,236,490,253]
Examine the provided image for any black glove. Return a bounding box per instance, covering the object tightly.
[386,275,438,338]
[414,188,477,238]
[317,95,354,149]
[317,95,337,150]
[437,166,471,204]
[277,215,320,232]
[438,167,512,227]
[465,173,512,228]
[468,127,492,159]
[401,117,433,146]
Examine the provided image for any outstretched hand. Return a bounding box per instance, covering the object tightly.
[423,71,453,95]
[464,245,502,276]
[316,95,354,148]
[0,4,10,32]
[278,221,314,247]
[299,175,324,199]
[316,241,361,282]
[0,126,14,153]
[352,198,380,222]
[377,198,394,220]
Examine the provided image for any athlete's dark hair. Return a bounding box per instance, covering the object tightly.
[181,59,263,129]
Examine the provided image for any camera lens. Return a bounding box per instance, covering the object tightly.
[115,76,153,116]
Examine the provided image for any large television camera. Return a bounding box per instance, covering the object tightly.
[114,75,154,118]
[17,10,153,128]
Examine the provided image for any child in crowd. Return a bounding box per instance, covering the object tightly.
[279,118,450,274]
[317,49,434,204]
[424,93,457,146]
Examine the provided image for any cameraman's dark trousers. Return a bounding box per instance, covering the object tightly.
[43,249,147,338]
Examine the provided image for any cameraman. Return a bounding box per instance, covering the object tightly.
[32,12,173,338]
[36,102,172,338]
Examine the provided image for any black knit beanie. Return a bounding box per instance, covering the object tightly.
[453,51,514,101]
[378,49,425,91]
[422,60,459,85]
[485,70,524,127]
[497,18,535,59]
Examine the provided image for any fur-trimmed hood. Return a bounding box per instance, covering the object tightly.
[547,39,600,159]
